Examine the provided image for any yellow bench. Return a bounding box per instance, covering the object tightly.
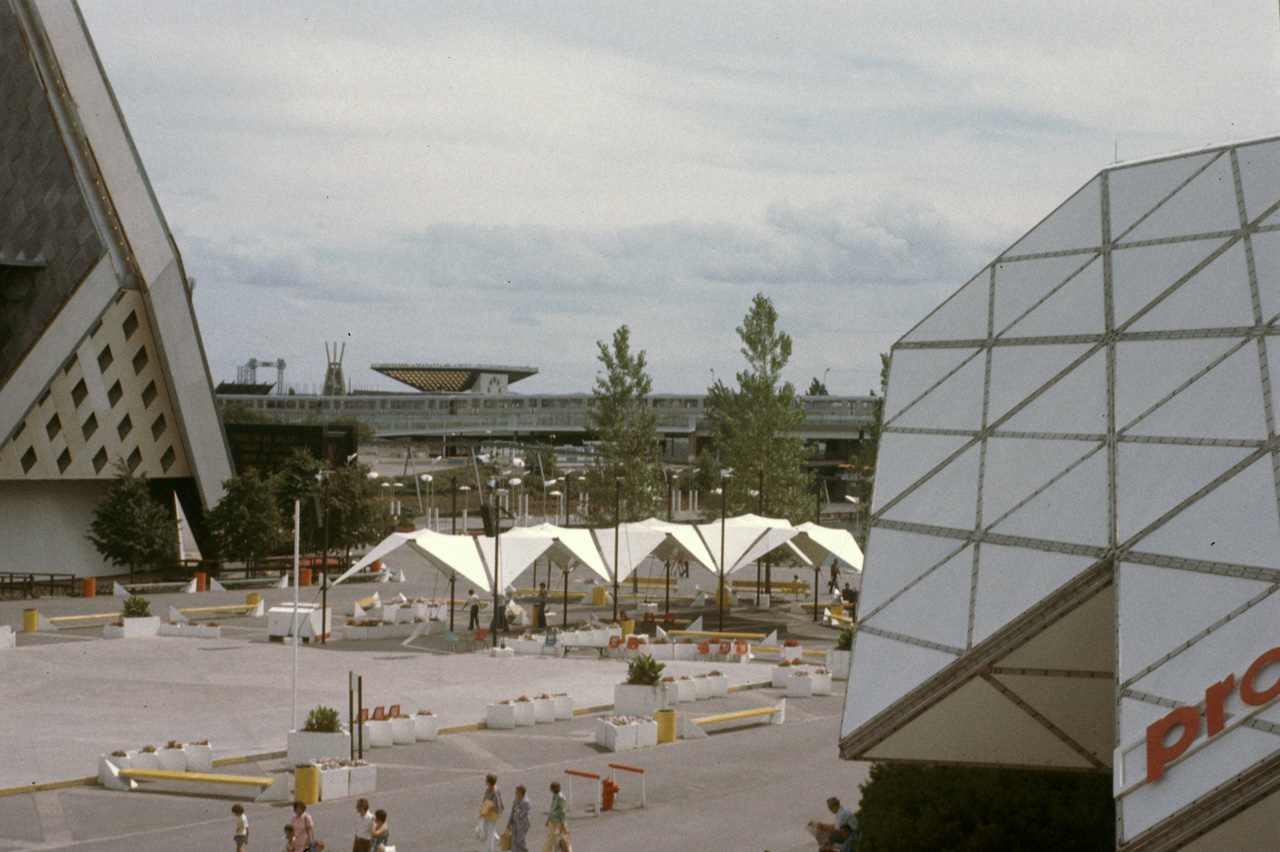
[729,580,810,595]
[113,768,287,801]
[684,699,786,738]
[668,629,766,641]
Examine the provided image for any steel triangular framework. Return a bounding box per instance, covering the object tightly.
[842,136,1280,851]
[0,0,231,573]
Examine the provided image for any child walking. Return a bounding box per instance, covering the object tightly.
[231,803,249,852]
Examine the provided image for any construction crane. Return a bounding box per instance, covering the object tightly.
[236,357,287,393]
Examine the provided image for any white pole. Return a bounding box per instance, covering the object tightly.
[292,500,300,731]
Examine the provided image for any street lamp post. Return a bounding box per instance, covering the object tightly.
[421,474,433,531]
[613,478,621,623]
[718,469,730,632]
[316,470,332,645]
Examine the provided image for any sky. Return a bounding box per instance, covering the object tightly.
[76,1,1280,397]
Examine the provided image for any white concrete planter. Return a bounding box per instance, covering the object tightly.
[812,672,833,696]
[0,625,14,649]
[780,643,802,663]
[552,695,574,720]
[532,698,555,723]
[364,720,394,748]
[158,623,223,639]
[157,747,186,772]
[344,622,417,641]
[184,743,213,773]
[826,649,852,681]
[595,719,638,752]
[513,702,536,726]
[692,677,711,700]
[674,643,697,661]
[635,719,658,748]
[677,679,695,702]
[512,638,541,655]
[647,643,674,660]
[287,730,351,768]
[99,754,129,785]
[129,749,160,769]
[772,665,795,688]
[487,704,516,730]
[348,763,377,796]
[559,630,581,645]
[390,717,415,744]
[786,675,814,698]
[414,714,439,741]
[123,616,161,638]
[391,605,416,624]
[315,763,349,801]
[706,675,729,698]
[490,646,515,658]
[614,683,672,718]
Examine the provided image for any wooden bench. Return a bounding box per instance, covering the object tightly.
[111,767,288,801]
[681,699,786,738]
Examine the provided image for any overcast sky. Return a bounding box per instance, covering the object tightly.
[77,1,1280,396]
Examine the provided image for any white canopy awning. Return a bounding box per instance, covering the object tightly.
[331,524,610,594]
[694,513,800,575]
[787,522,864,571]
[592,523,672,582]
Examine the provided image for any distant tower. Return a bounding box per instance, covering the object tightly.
[323,342,346,397]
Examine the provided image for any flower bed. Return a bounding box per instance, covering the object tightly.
[313,757,351,801]
[595,715,653,752]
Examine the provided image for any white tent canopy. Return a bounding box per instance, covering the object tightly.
[694,513,800,575]
[331,525,609,594]
[592,518,720,582]
[787,522,864,571]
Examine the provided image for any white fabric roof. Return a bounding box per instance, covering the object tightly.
[694,513,799,575]
[789,522,864,571]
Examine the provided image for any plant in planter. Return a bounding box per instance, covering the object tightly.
[705,669,730,697]
[787,668,815,697]
[122,596,152,618]
[390,713,416,744]
[827,628,854,680]
[487,700,517,729]
[312,756,351,801]
[551,692,574,720]
[289,705,350,767]
[614,653,673,717]
[184,739,214,772]
[414,710,439,741]
[772,659,795,688]
[780,636,802,662]
[304,705,342,732]
[625,653,666,686]
[512,696,536,726]
[157,740,186,771]
[811,666,834,695]
[532,693,555,723]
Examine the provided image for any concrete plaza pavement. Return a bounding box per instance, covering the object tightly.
[0,549,864,850]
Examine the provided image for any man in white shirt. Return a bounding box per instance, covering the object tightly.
[353,798,374,852]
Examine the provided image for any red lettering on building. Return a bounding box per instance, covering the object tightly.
[1146,645,1280,784]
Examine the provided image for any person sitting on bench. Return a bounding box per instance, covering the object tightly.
[810,795,859,852]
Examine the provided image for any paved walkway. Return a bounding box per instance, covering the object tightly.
[0,550,864,850]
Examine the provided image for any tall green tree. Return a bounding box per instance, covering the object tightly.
[852,352,890,544]
[205,468,287,569]
[88,465,175,580]
[326,462,391,562]
[271,448,322,552]
[807,376,829,395]
[702,293,811,522]
[586,325,663,525]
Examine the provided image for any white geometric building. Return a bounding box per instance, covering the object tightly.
[841,135,1280,851]
[0,0,231,575]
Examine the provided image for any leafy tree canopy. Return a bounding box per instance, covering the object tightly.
[326,462,391,554]
[701,293,811,523]
[587,325,663,525]
[88,465,174,577]
[204,467,287,567]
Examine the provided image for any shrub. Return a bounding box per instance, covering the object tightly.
[122,596,152,618]
[837,627,854,651]
[625,653,666,685]
[303,705,342,733]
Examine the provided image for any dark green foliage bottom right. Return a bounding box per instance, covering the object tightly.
[855,763,1114,852]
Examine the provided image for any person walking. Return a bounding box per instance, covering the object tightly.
[535,583,548,628]
[370,809,389,851]
[352,798,373,852]
[479,773,504,852]
[231,803,250,852]
[507,784,531,852]
[468,589,481,629]
[290,802,315,852]
[542,780,567,852]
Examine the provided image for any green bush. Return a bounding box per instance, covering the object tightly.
[625,653,665,685]
[856,763,1113,852]
[837,627,854,651]
[303,705,343,733]
[121,595,152,619]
